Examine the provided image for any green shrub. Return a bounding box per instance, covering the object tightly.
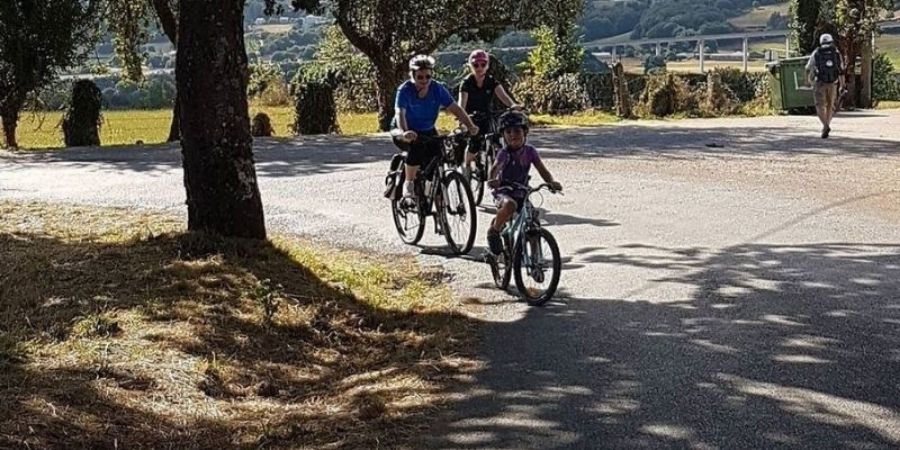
[874,53,900,102]
[512,73,588,115]
[251,112,275,137]
[292,81,339,135]
[62,80,102,147]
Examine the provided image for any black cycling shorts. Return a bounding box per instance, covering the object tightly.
[392,129,441,168]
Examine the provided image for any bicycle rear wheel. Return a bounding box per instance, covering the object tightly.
[391,198,425,245]
[440,171,477,255]
[513,228,561,306]
[490,236,513,289]
[470,150,487,206]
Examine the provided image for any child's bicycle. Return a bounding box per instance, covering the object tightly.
[486,181,563,306]
[385,128,477,255]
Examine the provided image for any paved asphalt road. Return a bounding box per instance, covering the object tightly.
[3,111,900,449]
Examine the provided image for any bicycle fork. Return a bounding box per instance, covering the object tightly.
[523,231,545,283]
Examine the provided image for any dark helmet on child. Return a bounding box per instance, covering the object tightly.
[499,110,529,133]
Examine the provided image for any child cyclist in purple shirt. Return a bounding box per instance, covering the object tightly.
[486,110,562,255]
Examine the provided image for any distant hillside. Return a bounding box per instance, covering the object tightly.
[580,0,788,41]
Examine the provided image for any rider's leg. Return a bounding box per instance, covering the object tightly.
[493,197,517,231]
[487,196,517,254]
[404,164,419,197]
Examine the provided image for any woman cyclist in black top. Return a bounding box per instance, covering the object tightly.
[458,49,520,180]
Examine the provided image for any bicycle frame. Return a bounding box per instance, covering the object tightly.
[500,191,542,263]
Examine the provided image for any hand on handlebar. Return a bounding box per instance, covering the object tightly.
[401,130,418,143]
[487,178,501,189]
[466,124,479,137]
[548,181,563,193]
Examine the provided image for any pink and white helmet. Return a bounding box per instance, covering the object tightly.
[468,49,489,64]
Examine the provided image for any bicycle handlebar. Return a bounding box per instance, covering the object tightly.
[394,125,468,144]
[496,182,562,195]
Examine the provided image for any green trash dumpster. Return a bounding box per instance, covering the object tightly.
[767,56,816,111]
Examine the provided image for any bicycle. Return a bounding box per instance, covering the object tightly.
[486,181,563,306]
[388,128,478,255]
[463,110,507,206]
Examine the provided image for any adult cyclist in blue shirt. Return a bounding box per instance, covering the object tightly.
[392,54,480,202]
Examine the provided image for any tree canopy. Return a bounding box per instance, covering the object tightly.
[0,0,101,148]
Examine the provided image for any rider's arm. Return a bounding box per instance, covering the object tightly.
[459,91,469,111]
[395,107,409,132]
[534,158,562,191]
[805,50,816,86]
[447,103,478,134]
[494,85,518,109]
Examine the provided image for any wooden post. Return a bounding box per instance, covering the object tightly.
[699,39,705,73]
[785,35,791,58]
[656,43,662,56]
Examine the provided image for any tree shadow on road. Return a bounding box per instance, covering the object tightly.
[422,238,900,449]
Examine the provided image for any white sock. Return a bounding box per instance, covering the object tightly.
[405,181,415,196]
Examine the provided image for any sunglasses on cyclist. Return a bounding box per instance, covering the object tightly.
[415,74,432,81]
[472,62,487,69]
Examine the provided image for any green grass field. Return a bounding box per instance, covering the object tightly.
[727,4,790,30]
[876,33,900,70]
[9,107,618,150]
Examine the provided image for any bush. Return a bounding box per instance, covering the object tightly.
[512,73,588,115]
[297,25,378,113]
[580,73,614,109]
[293,81,339,135]
[251,112,275,137]
[712,67,764,103]
[62,80,102,147]
[637,74,679,117]
[700,71,740,116]
[874,53,900,102]
[249,62,291,106]
[644,55,667,74]
[629,73,703,117]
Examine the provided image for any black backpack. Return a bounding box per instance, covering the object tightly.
[815,46,841,84]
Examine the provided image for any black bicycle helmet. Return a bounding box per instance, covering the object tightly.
[408,54,436,71]
[498,110,529,132]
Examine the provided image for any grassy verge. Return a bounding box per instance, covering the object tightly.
[10,107,620,150]
[0,202,476,449]
[530,110,620,127]
[876,100,900,110]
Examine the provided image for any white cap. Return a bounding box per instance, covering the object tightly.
[820,33,834,45]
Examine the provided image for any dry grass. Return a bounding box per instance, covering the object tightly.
[0,202,477,449]
[877,100,900,110]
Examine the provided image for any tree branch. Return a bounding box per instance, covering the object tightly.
[151,0,178,44]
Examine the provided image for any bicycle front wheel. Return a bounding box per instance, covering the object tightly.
[513,228,561,306]
[440,171,477,255]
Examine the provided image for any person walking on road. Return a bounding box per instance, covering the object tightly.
[806,33,844,139]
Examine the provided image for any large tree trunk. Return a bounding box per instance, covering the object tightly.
[839,38,861,109]
[176,0,266,239]
[373,59,406,132]
[859,32,873,108]
[150,0,181,142]
[1,111,18,149]
[167,99,181,142]
[0,99,22,149]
